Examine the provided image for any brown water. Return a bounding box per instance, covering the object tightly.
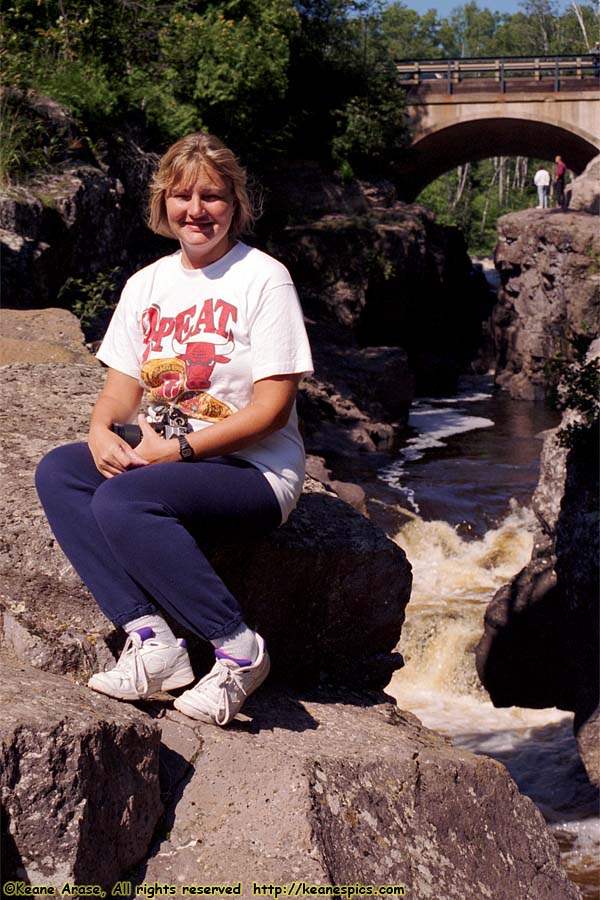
[338,375,599,898]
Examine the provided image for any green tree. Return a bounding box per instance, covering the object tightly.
[437,2,505,57]
[285,1,409,173]
[518,0,560,53]
[153,0,299,147]
[380,3,442,59]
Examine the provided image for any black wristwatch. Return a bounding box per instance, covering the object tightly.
[177,434,195,462]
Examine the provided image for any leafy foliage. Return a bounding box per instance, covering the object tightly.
[58,267,122,340]
[545,331,600,447]
[0,0,409,169]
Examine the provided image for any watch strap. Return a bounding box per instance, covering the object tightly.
[177,434,195,461]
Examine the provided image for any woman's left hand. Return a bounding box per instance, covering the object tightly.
[132,415,180,465]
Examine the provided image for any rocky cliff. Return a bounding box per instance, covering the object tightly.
[264,162,492,401]
[480,163,600,791]
[492,207,600,401]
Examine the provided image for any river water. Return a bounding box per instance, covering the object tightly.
[337,374,599,898]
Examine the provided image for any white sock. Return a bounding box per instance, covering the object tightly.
[212,622,258,664]
[125,614,178,646]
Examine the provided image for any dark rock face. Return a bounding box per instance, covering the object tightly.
[476,413,600,787]
[0,96,166,311]
[264,165,490,397]
[556,418,600,783]
[311,749,575,899]
[0,166,145,309]
[297,343,412,461]
[1,659,163,889]
[0,356,411,690]
[305,454,368,515]
[492,208,600,400]
[207,486,409,687]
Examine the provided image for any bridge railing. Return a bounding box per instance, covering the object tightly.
[396,54,600,94]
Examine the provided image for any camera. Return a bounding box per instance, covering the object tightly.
[111,406,191,448]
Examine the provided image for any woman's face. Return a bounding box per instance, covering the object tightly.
[165,168,236,268]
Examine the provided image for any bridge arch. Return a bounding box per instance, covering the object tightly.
[395,58,599,200]
[398,114,599,200]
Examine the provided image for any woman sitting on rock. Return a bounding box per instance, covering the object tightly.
[35,132,313,725]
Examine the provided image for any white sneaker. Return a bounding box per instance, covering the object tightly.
[88,627,195,700]
[173,633,270,725]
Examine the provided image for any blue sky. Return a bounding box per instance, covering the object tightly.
[397,0,570,20]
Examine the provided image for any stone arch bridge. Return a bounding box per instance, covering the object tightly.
[395,55,600,200]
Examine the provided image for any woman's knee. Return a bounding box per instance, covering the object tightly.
[90,473,154,540]
[35,443,92,498]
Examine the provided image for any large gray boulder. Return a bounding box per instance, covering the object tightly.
[567,153,600,215]
[1,658,162,889]
[0,307,97,366]
[0,354,411,688]
[144,685,580,899]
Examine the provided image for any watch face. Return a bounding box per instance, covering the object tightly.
[178,436,194,460]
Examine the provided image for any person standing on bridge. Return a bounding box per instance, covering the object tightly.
[591,41,600,78]
[554,155,567,209]
[35,132,313,726]
[534,166,551,209]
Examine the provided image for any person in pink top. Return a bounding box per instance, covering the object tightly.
[554,156,567,209]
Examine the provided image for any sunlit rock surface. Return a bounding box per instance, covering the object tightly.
[144,686,580,900]
[492,208,600,401]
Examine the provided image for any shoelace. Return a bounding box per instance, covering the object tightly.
[115,633,150,695]
[194,660,248,726]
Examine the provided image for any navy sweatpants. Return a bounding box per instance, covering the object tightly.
[35,443,281,640]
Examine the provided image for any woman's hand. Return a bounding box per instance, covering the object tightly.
[88,425,149,478]
[133,415,180,465]
[88,368,148,478]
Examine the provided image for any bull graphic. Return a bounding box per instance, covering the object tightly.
[171,331,235,391]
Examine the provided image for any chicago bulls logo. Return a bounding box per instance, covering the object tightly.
[171,330,235,391]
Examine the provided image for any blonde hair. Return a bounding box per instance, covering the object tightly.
[148,133,256,239]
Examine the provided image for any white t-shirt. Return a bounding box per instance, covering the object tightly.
[96,242,314,522]
[534,169,550,187]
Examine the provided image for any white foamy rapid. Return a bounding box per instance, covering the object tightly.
[386,509,600,895]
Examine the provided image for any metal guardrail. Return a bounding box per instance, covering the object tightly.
[396,55,600,94]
